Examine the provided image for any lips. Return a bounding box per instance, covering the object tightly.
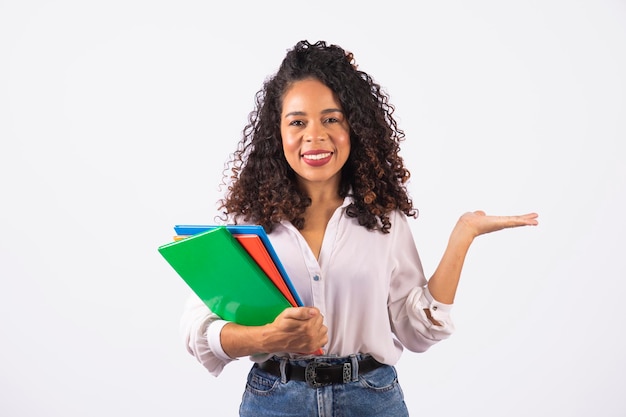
[301,150,333,167]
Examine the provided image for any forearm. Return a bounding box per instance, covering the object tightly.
[220,322,271,358]
[427,224,474,304]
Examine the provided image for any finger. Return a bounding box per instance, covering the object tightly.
[282,306,320,321]
[482,212,538,224]
[500,213,539,228]
[510,212,539,225]
[522,212,539,221]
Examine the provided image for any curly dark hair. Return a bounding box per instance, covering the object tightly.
[218,40,417,233]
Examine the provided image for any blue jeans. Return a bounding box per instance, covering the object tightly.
[239,356,409,417]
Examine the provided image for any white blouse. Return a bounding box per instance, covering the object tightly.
[180,196,455,376]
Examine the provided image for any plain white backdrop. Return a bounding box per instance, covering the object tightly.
[1,1,625,415]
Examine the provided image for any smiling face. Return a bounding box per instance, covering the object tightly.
[280,78,351,194]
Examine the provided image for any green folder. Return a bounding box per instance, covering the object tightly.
[158,226,291,326]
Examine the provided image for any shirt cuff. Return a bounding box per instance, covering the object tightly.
[207,320,235,362]
[423,286,453,315]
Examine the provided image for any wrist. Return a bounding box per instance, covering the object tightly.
[222,323,267,358]
[450,221,475,248]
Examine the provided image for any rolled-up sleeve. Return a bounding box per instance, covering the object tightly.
[404,285,455,345]
[179,294,236,377]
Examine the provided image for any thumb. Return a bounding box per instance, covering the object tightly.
[286,306,319,321]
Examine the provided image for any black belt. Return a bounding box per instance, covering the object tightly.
[258,356,384,388]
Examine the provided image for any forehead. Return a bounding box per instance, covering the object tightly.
[281,79,341,112]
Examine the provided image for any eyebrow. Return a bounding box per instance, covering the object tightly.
[283,108,344,118]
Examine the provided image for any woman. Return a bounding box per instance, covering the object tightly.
[180,40,538,416]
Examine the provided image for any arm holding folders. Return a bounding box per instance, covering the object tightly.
[161,225,324,355]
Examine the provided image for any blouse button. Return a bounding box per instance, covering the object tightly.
[432,306,438,311]
[313,275,320,281]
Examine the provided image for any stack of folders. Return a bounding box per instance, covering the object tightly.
[158,224,304,327]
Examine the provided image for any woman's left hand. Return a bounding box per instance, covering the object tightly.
[427,211,539,304]
[455,211,539,240]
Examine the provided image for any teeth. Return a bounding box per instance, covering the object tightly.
[303,152,331,160]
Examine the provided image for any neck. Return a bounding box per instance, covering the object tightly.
[298,178,342,205]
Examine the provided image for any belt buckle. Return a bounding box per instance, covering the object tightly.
[304,361,352,388]
[305,362,331,388]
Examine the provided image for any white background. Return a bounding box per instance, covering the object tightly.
[1,1,625,416]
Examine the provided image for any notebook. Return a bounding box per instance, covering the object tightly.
[158,226,291,326]
[174,232,299,307]
[173,224,303,307]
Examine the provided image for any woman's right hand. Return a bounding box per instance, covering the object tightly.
[261,307,328,354]
[221,307,328,358]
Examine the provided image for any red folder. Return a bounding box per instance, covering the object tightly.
[229,234,299,307]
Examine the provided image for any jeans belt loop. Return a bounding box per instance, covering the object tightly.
[349,354,359,382]
[279,357,288,384]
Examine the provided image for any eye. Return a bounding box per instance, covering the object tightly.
[288,120,305,127]
[323,111,344,124]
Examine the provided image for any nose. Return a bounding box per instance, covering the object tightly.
[304,121,326,142]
